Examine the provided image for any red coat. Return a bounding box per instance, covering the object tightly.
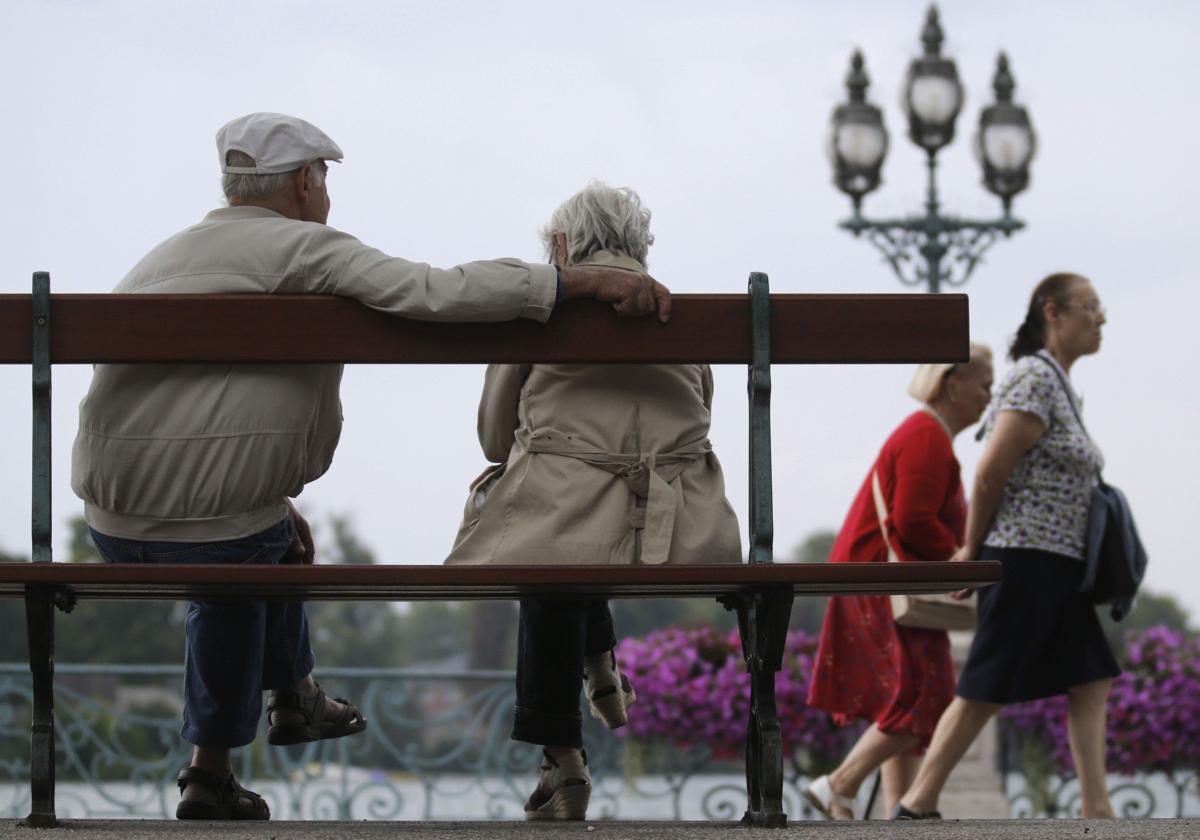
[806,411,965,745]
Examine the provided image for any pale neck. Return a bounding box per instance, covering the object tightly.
[1041,338,1077,373]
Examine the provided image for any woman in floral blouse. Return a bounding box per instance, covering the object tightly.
[895,273,1119,821]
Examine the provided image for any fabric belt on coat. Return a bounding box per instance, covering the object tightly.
[517,428,712,565]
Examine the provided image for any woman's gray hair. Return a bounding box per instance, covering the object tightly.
[541,181,654,266]
[221,150,325,202]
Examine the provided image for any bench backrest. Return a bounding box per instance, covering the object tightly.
[1,271,968,568]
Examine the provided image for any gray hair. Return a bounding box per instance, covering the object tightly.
[541,182,654,266]
[221,151,326,202]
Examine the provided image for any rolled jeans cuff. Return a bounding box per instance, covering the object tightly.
[512,704,583,748]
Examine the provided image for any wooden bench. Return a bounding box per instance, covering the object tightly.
[0,272,999,828]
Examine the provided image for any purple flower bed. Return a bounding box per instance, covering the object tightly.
[1000,626,1200,775]
[615,626,853,762]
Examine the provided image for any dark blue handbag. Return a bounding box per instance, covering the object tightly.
[1036,354,1148,621]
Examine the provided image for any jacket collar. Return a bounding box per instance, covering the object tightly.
[203,205,289,222]
[576,250,646,273]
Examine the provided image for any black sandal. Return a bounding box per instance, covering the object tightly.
[176,766,269,821]
[891,803,942,820]
[266,682,368,746]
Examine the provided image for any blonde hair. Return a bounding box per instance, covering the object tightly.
[907,343,993,402]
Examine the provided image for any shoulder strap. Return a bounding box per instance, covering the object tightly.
[1032,353,1090,442]
[1033,353,1105,482]
[870,470,901,564]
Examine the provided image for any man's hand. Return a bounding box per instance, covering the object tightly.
[559,265,671,322]
[285,500,315,565]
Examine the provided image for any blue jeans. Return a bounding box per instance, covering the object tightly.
[513,599,617,748]
[90,519,315,748]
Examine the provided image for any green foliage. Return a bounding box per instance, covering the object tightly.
[786,529,837,635]
[611,599,735,639]
[305,516,408,667]
[0,547,31,660]
[790,530,836,564]
[0,520,185,664]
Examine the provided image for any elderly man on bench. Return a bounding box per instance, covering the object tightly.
[70,113,669,821]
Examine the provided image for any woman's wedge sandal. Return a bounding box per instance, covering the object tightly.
[524,748,591,821]
[266,682,367,746]
[175,766,269,821]
[584,651,637,729]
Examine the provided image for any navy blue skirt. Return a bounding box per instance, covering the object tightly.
[956,546,1120,704]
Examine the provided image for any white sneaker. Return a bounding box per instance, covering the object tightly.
[524,748,591,821]
[802,774,856,820]
[584,651,637,729]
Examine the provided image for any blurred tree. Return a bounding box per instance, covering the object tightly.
[1101,589,1194,655]
[393,601,472,666]
[0,547,29,661]
[305,516,409,667]
[611,598,734,640]
[59,518,185,664]
[790,530,836,564]
[466,601,518,670]
[786,529,837,635]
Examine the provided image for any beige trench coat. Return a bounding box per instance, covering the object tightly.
[445,252,742,566]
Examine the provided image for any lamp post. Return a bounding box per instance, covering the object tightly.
[828,7,1036,293]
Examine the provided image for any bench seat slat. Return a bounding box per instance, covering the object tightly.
[0,561,1000,600]
[0,293,968,364]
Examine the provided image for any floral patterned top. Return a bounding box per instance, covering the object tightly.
[982,351,1104,560]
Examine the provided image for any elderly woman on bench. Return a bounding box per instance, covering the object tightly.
[446,181,742,820]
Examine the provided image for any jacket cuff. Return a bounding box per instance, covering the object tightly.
[522,263,557,323]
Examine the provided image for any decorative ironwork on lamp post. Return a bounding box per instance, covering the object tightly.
[829,6,1036,293]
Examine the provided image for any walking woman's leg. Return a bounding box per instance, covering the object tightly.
[899,697,1001,814]
[881,751,921,814]
[823,725,918,818]
[1067,677,1115,819]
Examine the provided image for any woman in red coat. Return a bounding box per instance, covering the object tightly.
[803,344,993,820]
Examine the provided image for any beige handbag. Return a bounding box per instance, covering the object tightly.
[871,470,977,632]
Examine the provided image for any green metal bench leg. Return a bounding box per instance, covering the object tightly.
[747,272,773,565]
[731,588,794,827]
[24,271,58,827]
[24,587,57,827]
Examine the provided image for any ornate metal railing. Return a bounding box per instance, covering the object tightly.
[0,664,834,821]
[6,664,1196,820]
[998,726,1200,819]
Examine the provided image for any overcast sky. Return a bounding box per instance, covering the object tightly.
[2,1,1197,618]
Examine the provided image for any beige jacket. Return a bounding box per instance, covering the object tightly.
[72,206,557,541]
[445,252,742,566]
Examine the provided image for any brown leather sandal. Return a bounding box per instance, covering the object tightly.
[266,682,367,746]
[175,766,269,821]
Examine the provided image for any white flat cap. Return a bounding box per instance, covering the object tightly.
[217,112,343,175]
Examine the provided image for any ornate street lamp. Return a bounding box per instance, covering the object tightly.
[903,7,963,154]
[976,52,1036,211]
[829,6,1036,293]
[828,50,888,203]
